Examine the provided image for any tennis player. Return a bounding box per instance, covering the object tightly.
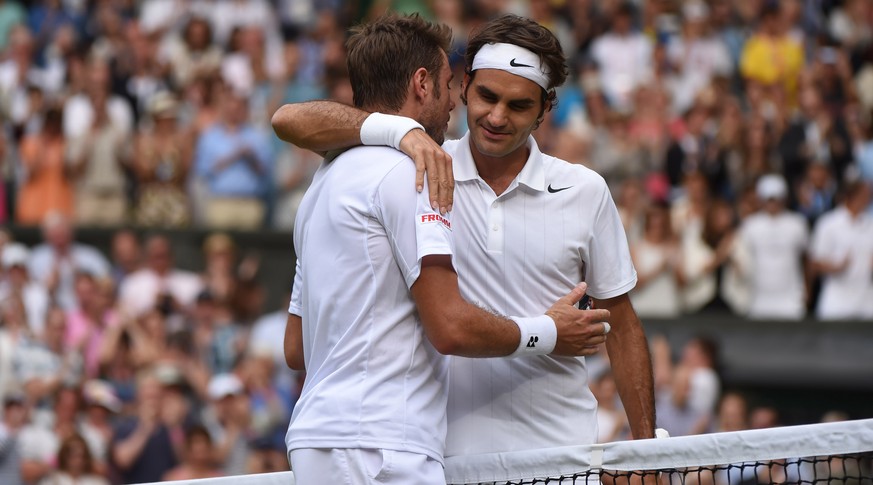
[283,14,613,485]
[275,13,655,461]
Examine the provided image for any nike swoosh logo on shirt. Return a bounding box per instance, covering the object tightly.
[509,58,533,68]
[547,184,573,193]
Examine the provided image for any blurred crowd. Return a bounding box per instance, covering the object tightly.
[0,215,298,484]
[0,0,872,483]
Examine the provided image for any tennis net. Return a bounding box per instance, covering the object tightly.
[138,418,873,485]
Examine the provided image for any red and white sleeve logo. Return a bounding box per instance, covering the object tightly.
[419,213,451,230]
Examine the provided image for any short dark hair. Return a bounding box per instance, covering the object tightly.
[346,14,452,112]
[463,14,568,115]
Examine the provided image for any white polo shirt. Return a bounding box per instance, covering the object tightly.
[738,210,809,320]
[810,206,873,320]
[286,146,454,462]
[442,133,637,457]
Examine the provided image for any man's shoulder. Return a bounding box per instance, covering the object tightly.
[541,155,609,192]
[332,146,417,185]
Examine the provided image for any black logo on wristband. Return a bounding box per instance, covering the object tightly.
[526,336,539,348]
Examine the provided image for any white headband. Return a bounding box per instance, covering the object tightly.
[471,43,550,90]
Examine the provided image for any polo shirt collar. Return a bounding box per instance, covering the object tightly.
[453,132,546,192]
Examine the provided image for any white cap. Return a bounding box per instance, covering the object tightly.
[83,380,122,413]
[2,243,29,269]
[756,174,788,200]
[207,373,244,400]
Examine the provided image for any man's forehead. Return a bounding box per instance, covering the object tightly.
[470,68,541,99]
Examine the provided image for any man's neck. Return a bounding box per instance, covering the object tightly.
[469,141,529,196]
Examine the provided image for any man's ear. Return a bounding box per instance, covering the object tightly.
[411,67,430,101]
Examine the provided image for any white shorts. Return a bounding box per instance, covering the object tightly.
[289,448,445,485]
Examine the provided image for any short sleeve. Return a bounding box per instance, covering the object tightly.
[584,183,638,299]
[289,258,303,316]
[373,162,453,289]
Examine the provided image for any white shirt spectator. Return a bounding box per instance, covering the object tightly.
[739,210,809,319]
[117,268,203,318]
[590,32,653,112]
[28,244,110,311]
[667,35,732,113]
[630,240,681,318]
[62,94,133,140]
[810,206,873,319]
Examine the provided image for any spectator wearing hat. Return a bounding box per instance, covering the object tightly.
[0,244,49,338]
[27,212,111,312]
[79,380,120,473]
[736,174,809,320]
[201,373,250,476]
[810,180,873,319]
[133,91,193,228]
[15,106,74,226]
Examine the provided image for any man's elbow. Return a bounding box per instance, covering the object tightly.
[271,105,298,144]
[284,350,305,371]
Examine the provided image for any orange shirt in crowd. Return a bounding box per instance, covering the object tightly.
[16,134,74,224]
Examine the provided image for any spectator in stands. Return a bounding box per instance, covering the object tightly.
[740,2,804,109]
[13,308,82,411]
[41,433,109,485]
[749,406,781,429]
[589,2,653,113]
[110,371,179,484]
[117,234,202,318]
[0,392,28,485]
[66,84,132,227]
[737,175,809,320]
[665,104,728,196]
[592,370,629,443]
[159,16,224,90]
[666,2,732,115]
[17,386,81,484]
[202,373,251,476]
[0,298,28,408]
[779,87,853,195]
[630,203,682,318]
[200,233,237,305]
[795,160,838,225]
[27,212,110,311]
[133,91,193,228]
[712,391,749,432]
[0,243,49,338]
[162,425,222,481]
[239,351,291,474]
[78,380,121,475]
[810,180,873,319]
[193,88,274,230]
[654,336,721,436]
[65,274,118,380]
[109,229,141,286]
[62,56,132,140]
[15,106,73,226]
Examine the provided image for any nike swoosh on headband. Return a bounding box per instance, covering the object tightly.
[509,58,533,68]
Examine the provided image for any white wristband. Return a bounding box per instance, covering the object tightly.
[508,315,558,357]
[360,112,424,150]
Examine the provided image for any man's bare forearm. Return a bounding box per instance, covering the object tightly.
[599,294,656,439]
[271,101,368,154]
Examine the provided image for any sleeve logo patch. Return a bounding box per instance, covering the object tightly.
[419,213,452,230]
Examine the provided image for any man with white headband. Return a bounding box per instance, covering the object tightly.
[273,13,655,478]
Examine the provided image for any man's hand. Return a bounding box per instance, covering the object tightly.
[399,129,454,214]
[546,282,611,356]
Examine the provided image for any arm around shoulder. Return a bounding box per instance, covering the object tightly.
[271,101,369,154]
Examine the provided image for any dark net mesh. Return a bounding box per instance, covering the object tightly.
[453,453,873,485]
